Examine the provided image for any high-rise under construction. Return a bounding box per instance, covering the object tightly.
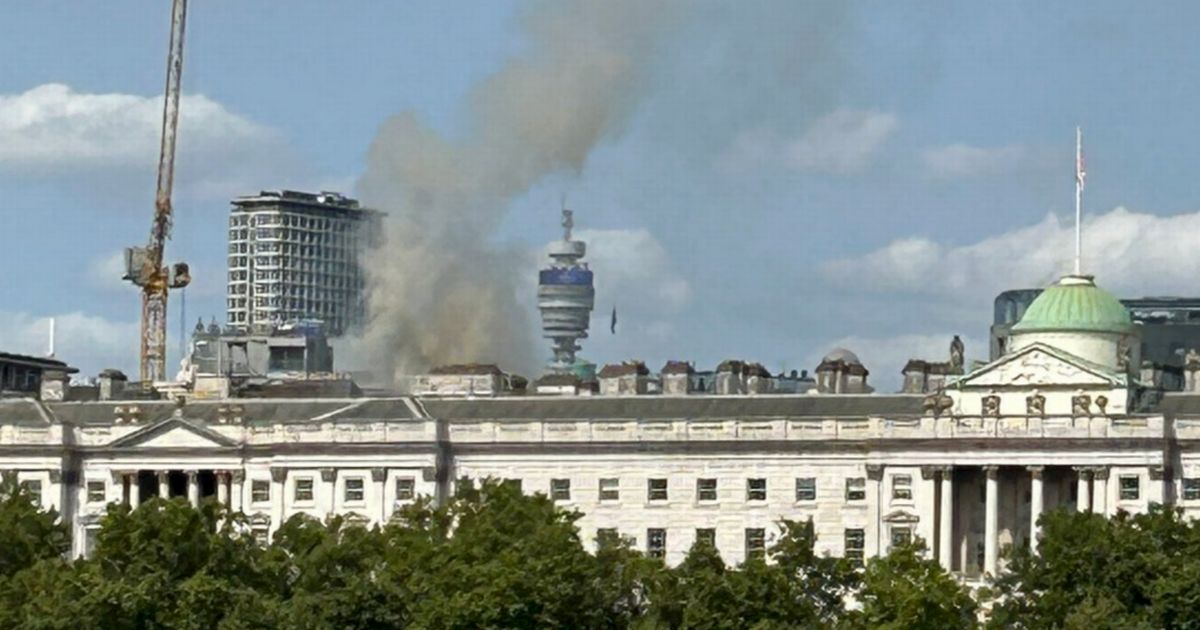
[225,190,383,336]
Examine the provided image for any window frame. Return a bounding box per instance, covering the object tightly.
[293,477,314,503]
[845,477,866,502]
[844,528,866,564]
[892,474,913,501]
[1184,477,1200,501]
[86,481,107,504]
[395,477,416,501]
[647,528,667,558]
[1119,474,1140,501]
[745,527,766,559]
[747,478,768,502]
[648,478,669,502]
[598,478,620,502]
[696,478,718,502]
[251,479,271,504]
[343,477,365,503]
[550,478,571,502]
[795,477,817,502]
[890,526,913,550]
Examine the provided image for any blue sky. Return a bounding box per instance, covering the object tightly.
[3,1,1200,390]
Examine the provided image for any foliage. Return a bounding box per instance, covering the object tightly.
[10,475,1140,630]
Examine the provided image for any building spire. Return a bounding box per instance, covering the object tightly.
[1074,126,1086,276]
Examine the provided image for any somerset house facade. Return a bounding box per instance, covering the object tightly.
[3,272,1200,577]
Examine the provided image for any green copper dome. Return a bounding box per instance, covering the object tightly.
[1011,275,1133,334]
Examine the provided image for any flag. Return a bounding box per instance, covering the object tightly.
[610,306,617,334]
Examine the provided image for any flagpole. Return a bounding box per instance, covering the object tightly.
[1075,126,1083,276]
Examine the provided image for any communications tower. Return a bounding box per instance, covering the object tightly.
[537,207,595,373]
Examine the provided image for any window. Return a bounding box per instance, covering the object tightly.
[747,478,767,501]
[890,526,913,549]
[598,478,620,501]
[1185,478,1200,501]
[251,480,270,504]
[294,478,314,502]
[396,477,415,501]
[86,481,106,504]
[795,477,817,502]
[647,528,667,558]
[696,528,716,547]
[20,480,42,507]
[844,528,865,564]
[697,478,718,502]
[551,478,571,501]
[845,477,866,502]
[1119,475,1140,501]
[252,526,270,547]
[344,478,365,502]
[745,528,766,559]
[892,474,913,501]
[648,478,668,502]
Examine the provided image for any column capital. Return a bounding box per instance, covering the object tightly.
[865,464,884,481]
[156,470,169,481]
[270,467,288,483]
[1149,465,1166,481]
[1026,465,1045,479]
[184,470,199,479]
[231,470,246,483]
[370,467,387,482]
[983,465,1000,478]
[320,468,337,483]
[47,469,63,484]
[920,465,938,480]
[1090,465,1110,480]
[111,470,128,485]
[1072,465,1093,479]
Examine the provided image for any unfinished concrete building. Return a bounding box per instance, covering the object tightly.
[226,190,383,337]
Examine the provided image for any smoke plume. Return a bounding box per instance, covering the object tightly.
[357,0,676,381]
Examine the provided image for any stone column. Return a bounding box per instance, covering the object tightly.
[1092,466,1109,516]
[270,467,287,535]
[865,464,884,560]
[216,471,230,507]
[1028,466,1044,553]
[321,468,337,517]
[157,471,170,499]
[128,472,141,509]
[938,466,954,571]
[186,470,199,507]
[110,470,125,505]
[983,465,999,576]
[371,468,387,524]
[230,470,245,513]
[1075,467,1091,512]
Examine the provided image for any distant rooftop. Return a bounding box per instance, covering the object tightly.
[232,190,384,217]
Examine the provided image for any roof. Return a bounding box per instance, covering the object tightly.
[42,399,412,426]
[0,352,77,374]
[822,348,862,365]
[901,360,960,376]
[661,361,694,375]
[429,364,503,376]
[1011,275,1133,334]
[420,394,924,420]
[598,362,649,378]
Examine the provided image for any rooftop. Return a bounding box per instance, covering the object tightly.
[1011,275,1133,335]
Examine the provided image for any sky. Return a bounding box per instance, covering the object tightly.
[3,1,1200,391]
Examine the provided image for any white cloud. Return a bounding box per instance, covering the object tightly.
[575,228,692,312]
[0,83,309,202]
[0,83,274,171]
[88,250,128,292]
[785,108,897,174]
[718,108,897,176]
[921,143,1027,179]
[805,333,987,393]
[0,311,138,378]
[820,206,1200,302]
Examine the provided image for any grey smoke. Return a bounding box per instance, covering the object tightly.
[356,0,678,381]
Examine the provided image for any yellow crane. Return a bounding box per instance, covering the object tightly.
[123,0,191,390]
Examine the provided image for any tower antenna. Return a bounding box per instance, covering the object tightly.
[1074,126,1085,276]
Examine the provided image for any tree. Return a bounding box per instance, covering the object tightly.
[0,476,68,578]
[850,540,977,630]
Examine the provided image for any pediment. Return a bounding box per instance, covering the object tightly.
[108,417,237,449]
[951,344,1121,389]
[883,509,920,524]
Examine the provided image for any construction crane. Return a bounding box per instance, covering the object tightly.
[123,0,191,390]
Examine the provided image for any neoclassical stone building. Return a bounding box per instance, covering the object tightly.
[2,273,1198,576]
